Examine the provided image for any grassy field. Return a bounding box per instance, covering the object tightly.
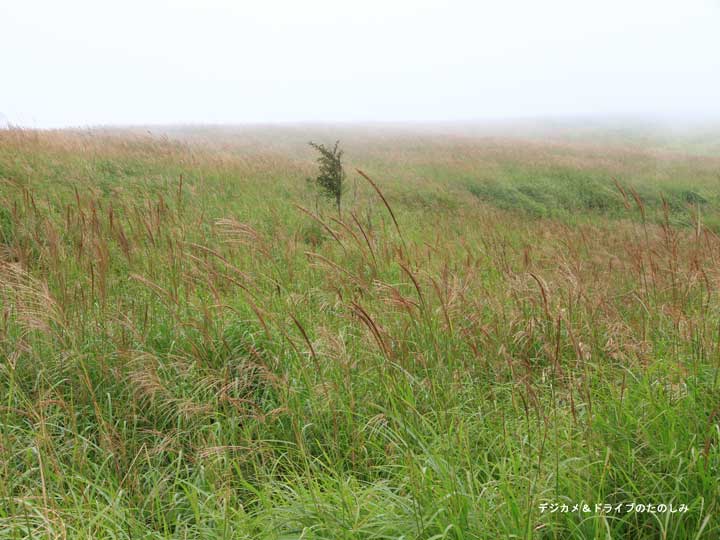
[0,124,719,539]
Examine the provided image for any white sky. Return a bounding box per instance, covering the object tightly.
[2,0,719,128]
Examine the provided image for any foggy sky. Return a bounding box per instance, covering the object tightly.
[2,0,719,128]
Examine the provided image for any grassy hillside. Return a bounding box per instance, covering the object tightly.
[0,126,719,539]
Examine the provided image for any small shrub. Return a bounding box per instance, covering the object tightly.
[307,141,346,216]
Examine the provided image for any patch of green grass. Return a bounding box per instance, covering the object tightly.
[466,165,715,229]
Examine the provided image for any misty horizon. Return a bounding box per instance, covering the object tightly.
[3,0,719,129]
[4,114,720,133]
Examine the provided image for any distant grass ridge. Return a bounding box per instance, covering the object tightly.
[466,164,715,228]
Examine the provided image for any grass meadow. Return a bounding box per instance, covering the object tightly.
[0,124,719,538]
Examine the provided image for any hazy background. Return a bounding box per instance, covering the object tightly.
[2,0,719,128]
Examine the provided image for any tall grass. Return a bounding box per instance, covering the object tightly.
[0,127,718,539]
